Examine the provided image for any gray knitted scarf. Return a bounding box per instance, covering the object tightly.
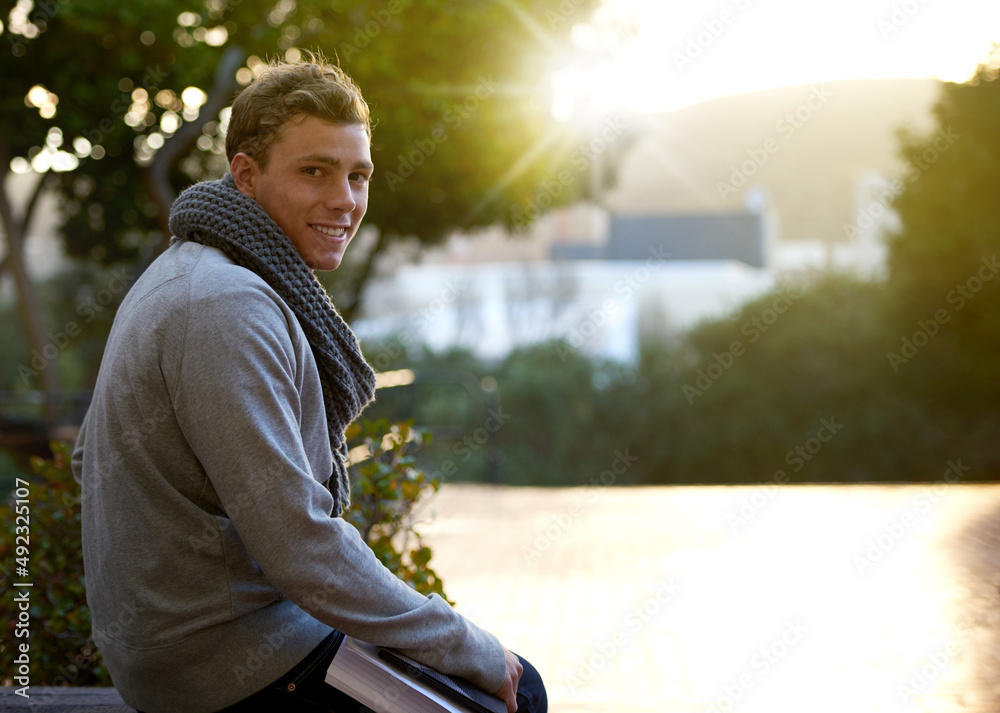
[167,174,376,516]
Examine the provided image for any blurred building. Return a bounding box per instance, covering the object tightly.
[604,211,767,267]
[354,258,774,363]
[354,195,784,363]
[769,172,894,278]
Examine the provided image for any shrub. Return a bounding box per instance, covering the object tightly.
[344,419,452,603]
[0,441,107,686]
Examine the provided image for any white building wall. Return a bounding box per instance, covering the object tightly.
[354,260,776,363]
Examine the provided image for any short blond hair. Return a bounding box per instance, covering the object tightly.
[226,52,371,169]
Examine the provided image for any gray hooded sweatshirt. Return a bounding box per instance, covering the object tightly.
[72,240,505,712]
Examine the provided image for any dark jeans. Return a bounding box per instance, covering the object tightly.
[210,630,548,713]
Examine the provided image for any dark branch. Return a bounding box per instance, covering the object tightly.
[339,229,389,323]
[145,45,246,253]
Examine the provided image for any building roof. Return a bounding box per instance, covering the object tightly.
[607,212,766,267]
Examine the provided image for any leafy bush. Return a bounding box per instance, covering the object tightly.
[361,269,999,486]
[0,442,106,686]
[344,419,451,603]
[489,342,641,486]
[0,420,450,686]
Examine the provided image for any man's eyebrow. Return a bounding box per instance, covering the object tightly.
[295,154,374,170]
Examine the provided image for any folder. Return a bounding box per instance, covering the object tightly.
[325,635,506,713]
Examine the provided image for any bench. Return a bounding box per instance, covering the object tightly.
[0,687,131,711]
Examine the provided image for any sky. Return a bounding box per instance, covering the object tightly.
[549,0,1000,118]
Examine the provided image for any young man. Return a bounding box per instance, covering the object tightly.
[72,56,545,713]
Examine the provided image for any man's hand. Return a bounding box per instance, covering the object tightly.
[493,647,523,712]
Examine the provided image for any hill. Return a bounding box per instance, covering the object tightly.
[604,77,942,244]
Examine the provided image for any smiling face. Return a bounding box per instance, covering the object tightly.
[230,114,373,271]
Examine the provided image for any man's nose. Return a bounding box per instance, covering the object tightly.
[325,178,356,212]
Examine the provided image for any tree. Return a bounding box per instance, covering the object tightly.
[1,0,235,421]
[1,0,600,414]
[884,47,1000,457]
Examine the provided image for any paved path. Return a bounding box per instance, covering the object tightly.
[417,483,1000,713]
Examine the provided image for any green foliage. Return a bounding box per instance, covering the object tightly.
[648,273,945,482]
[0,420,453,686]
[885,51,1000,427]
[2,0,602,397]
[888,55,1000,300]
[0,450,30,495]
[0,441,107,686]
[366,270,996,485]
[2,0,224,261]
[0,295,28,392]
[1,0,599,265]
[344,419,452,603]
[361,341,645,487]
[490,342,638,486]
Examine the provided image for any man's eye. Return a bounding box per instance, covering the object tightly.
[303,167,321,176]
[351,173,370,184]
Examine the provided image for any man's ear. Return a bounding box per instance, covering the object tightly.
[230,153,259,199]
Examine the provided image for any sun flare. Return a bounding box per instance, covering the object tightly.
[548,0,1000,120]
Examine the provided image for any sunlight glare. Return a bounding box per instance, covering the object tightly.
[550,0,1000,117]
[549,63,633,124]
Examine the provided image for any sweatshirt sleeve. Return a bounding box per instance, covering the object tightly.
[170,274,506,692]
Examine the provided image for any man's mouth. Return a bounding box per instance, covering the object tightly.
[310,224,348,238]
